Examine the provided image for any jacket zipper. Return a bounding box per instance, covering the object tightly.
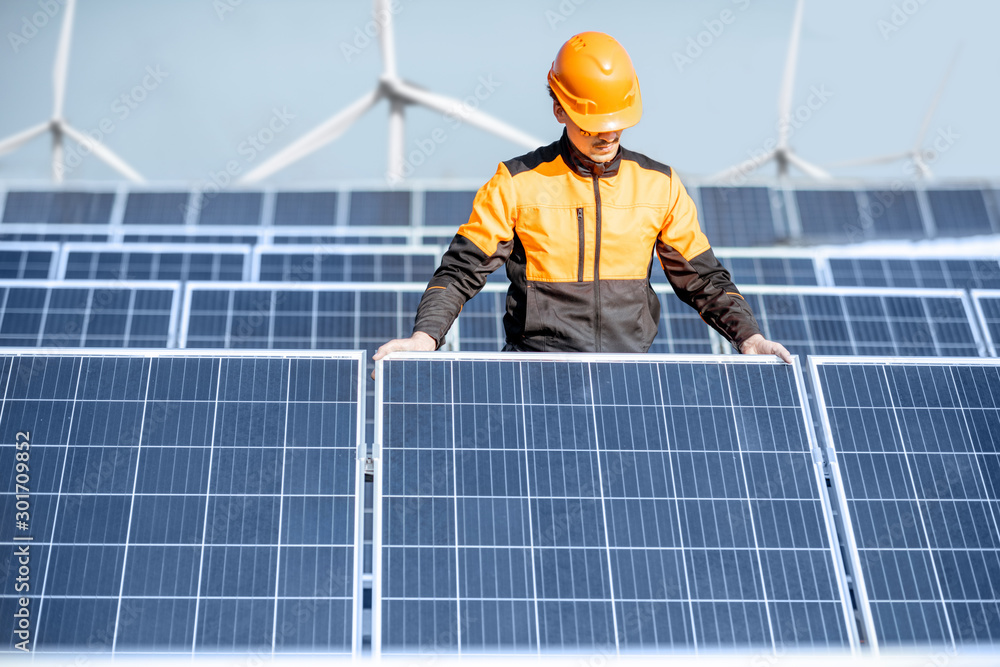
[591,175,602,351]
[576,207,585,282]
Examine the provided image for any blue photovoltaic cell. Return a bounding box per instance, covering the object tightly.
[973,293,1000,357]
[813,359,1000,647]
[829,258,1000,290]
[376,356,853,654]
[795,191,859,241]
[863,190,925,238]
[697,187,777,247]
[0,352,362,654]
[423,191,476,229]
[2,191,115,224]
[0,283,177,348]
[122,192,190,226]
[455,289,717,354]
[273,192,339,226]
[65,250,246,281]
[743,289,983,358]
[0,233,108,243]
[348,191,410,226]
[197,193,263,226]
[0,249,53,279]
[258,251,437,283]
[927,189,994,236]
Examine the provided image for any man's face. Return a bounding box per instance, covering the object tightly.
[554,103,623,163]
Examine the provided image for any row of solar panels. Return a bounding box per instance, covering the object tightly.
[2,185,998,245]
[2,352,998,655]
[5,242,1000,292]
[3,281,1000,358]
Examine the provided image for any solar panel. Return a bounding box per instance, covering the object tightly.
[861,189,925,239]
[0,350,365,654]
[2,191,115,225]
[0,281,180,349]
[696,187,778,247]
[0,243,57,280]
[0,233,109,243]
[423,191,476,229]
[453,285,722,354]
[196,192,263,226]
[348,191,411,226]
[122,192,190,226]
[828,257,1000,290]
[123,233,259,245]
[971,290,1000,357]
[273,192,339,226]
[741,287,985,358]
[255,247,439,283]
[62,244,249,282]
[810,357,1000,648]
[710,251,819,287]
[794,190,860,241]
[373,354,856,655]
[927,189,994,236]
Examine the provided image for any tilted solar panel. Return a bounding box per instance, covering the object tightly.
[0,350,365,654]
[741,287,985,358]
[811,357,1000,649]
[0,244,57,280]
[860,189,925,239]
[2,191,115,225]
[196,192,263,227]
[971,290,1000,357]
[255,247,439,283]
[828,257,1000,290]
[62,244,249,282]
[0,281,180,349]
[373,354,856,655]
[927,189,994,236]
[273,192,339,226]
[696,187,778,247]
[348,191,410,227]
[794,190,860,242]
[122,192,190,226]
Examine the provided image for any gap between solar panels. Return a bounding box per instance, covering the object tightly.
[0,349,366,655]
[372,352,859,655]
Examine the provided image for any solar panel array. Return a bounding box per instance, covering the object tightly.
[2,180,999,659]
[0,350,365,653]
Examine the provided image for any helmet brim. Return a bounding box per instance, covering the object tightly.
[553,77,643,134]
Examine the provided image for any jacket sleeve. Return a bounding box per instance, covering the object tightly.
[655,177,762,350]
[413,163,518,347]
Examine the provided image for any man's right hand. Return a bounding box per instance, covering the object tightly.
[371,332,437,378]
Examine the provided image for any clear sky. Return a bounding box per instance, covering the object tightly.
[1,0,998,186]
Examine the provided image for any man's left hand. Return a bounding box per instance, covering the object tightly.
[740,333,793,364]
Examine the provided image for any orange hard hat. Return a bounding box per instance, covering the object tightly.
[547,32,642,133]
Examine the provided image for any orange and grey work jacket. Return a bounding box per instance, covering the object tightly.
[413,131,761,353]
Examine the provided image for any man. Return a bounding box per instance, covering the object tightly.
[375,31,791,363]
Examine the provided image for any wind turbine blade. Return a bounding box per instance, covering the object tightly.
[62,123,145,182]
[0,122,50,157]
[913,45,961,150]
[52,127,64,182]
[240,87,381,183]
[785,151,831,180]
[827,152,913,169]
[52,0,77,119]
[777,0,805,149]
[707,151,777,183]
[393,80,543,149]
[375,0,397,79]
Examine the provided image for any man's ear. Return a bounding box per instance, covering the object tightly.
[553,102,567,125]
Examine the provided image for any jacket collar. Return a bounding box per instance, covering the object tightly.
[559,129,621,179]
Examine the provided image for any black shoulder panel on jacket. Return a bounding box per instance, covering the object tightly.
[620,148,672,178]
[503,139,562,176]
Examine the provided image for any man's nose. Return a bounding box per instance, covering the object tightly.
[597,131,620,142]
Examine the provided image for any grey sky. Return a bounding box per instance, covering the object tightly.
[1,0,998,186]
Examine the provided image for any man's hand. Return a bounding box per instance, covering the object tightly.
[740,333,793,364]
[371,332,437,378]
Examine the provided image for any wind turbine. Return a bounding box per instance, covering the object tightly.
[826,48,961,179]
[709,0,830,183]
[240,0,544,185]
[0,0,144,182]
